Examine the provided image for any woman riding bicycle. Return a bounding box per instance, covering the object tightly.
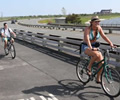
[82,16,116,83]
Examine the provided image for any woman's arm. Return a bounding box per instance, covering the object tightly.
[99,26,114,47]
[84,27,93,50]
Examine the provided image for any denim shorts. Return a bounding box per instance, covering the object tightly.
[81,42,97,52]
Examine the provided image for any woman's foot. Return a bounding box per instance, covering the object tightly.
[87,68,91,76]
[95,80,101,84]
[96,77,101,84]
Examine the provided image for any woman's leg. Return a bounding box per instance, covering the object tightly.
[85,48,100,75]
[96,52,104,82]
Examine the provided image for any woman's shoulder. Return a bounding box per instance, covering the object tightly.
[84,26,91,34]
[97,25,102,30]
[85,26,91,31]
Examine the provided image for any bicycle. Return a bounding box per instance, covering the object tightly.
[76,47,120,97]
[4,38,16,59]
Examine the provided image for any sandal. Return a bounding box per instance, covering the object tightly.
[87,68,92,76]
[95,81,101,84]
[95,79,101,84]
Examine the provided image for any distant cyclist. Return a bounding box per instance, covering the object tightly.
[1,23,16,54]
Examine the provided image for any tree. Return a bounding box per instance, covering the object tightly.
[65,14,81,24]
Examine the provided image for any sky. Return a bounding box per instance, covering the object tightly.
[0,0,120,17]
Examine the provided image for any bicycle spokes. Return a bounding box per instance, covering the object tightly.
[101,67,120,97]
[4,42,16,59]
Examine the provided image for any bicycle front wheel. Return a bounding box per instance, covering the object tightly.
[10,44,16,59]
[76,58,90,84]
[4,48,9,55]
[101,67,120,97]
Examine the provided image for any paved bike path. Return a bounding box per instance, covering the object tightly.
[0,39,119,100]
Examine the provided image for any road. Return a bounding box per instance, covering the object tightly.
[0,38,120,100]
[0,19,120,45]
[0,19,120,100]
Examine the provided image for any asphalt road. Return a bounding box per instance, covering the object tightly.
[0,19,120,45]
[0,19,120,100]
[0,38,120,100]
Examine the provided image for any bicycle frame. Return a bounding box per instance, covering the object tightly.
[89,51,110,80]
[77,48,120,97]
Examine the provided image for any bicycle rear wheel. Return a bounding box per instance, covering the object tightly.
[10,44,16,59]
[76,58,90,84]
[101,66,120,97]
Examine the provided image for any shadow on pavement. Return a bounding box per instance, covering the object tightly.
[0,54,5,60]
[16,40,116,100]
[15,39,79,66]
[22,79,84,97]
[22,79,114,100]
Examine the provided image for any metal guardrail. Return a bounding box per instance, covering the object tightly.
[18,22,120,33]
[14,29,120,69]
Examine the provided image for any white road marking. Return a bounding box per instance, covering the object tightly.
[48,94,58,100]
[18,99,24,100]
[30,97,36,100]
[47,98,53,100]
[39,96,47,100]
[18,93,58,100]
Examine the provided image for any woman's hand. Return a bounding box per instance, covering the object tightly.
[92,48,99,51]
[111,45,117,48]
[110,43,117,48]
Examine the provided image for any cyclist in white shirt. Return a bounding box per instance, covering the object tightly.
[1,23,16,52]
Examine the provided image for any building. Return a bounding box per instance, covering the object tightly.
[94,9,112,14]
[55,17,66,24]
[100,9,112,14]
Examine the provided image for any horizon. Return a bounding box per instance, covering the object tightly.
[0,0,120,17]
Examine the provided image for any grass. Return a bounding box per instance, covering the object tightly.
[37,13,120,25]
[80,14,120,24]
[1,13,120,25]
[38,19,55,24]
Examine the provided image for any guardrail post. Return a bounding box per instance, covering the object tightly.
[31,35,35,44]
[109,29,112,34]
[73,27,75,31]
[43,37,46,47]
[65,27,67,30]
[58,40,63,52]
[116,59,120,73]
[116,49,120,72]
[22,33,26,41]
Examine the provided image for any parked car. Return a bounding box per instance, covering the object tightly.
[11,20,15,24]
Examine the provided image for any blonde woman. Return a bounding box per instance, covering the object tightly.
[82,16,115,83]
